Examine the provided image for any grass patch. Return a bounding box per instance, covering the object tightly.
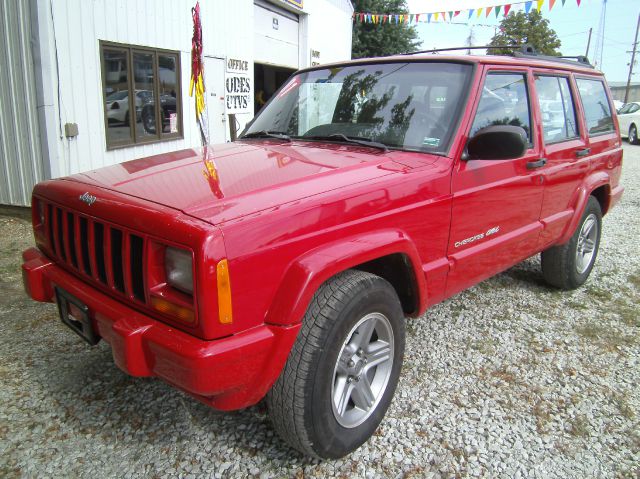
[584,285,613,302]
[612,298,640,327]
[575,322,636,351]
[568,414,590,437]
[628,272,640,290]
[612,393,636,420]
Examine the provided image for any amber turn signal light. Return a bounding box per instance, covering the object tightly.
[150,296,195,324]
[217,259,233,324]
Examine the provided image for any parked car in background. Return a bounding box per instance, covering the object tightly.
[105,90,153,125]
[23,49,624,459]
[613,99,624,112]
[617,101,640,144]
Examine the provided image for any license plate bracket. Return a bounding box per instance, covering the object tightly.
[55,287,99,345]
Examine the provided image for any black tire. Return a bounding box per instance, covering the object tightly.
[267,270,405,459]
[142,108,156,134]
[541,196,602,290]
[124,110,130,126]
[629,124,639,145]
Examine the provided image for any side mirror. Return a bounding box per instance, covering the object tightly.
[465,125,527,161]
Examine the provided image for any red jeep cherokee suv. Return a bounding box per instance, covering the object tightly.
[22,51,624,458]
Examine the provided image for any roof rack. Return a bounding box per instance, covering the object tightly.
[400,44,594,68]
[513,45,593,68]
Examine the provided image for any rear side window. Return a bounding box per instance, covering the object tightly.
[471,72,532,143]
[576,78,614,135]
[535,75,579,143]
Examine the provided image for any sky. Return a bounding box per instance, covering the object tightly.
[401,0,639,82]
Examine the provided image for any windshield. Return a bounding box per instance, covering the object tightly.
[244,62,473,153]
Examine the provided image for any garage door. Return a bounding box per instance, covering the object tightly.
[254,0,299,69]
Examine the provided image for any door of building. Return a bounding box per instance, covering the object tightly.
[204,56,227,143]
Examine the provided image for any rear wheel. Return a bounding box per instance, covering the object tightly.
[629,124,639,145]
[267,270,405,459]
[541,196,602,289]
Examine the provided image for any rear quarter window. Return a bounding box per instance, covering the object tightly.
[575,78,614,136]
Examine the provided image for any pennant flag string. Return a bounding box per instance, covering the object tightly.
[352,0,582,24]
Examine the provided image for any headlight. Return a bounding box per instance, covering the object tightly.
[36,200,45,226]
[165,247,193,294]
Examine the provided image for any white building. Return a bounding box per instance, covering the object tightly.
[0,0,354,206]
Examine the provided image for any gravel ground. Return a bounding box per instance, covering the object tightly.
[1,145,639,478]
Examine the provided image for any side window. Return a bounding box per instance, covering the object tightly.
[534,75,579,143]
[628,104,640,114]
[471,73,532,143]
[576,78,614,135]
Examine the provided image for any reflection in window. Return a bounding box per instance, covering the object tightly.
[246,62,473,152]
[470,73,532,143]
[134,51,156,140]
[104,49,132,146]
[535,76,578,143]
[101,42,182,148]
[576,78,614,135]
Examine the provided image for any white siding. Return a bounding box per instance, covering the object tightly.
[0,0,45,206]
[33,0,353,183]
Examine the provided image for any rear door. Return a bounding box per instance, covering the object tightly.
[446,67,545,297]
[531,72,590,246]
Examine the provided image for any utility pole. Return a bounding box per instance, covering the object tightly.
[585,27,592,58]
[625,13,640,104]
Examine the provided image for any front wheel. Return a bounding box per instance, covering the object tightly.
[629,124,639,145]
[267,270,405,459]
[541,196,602,289]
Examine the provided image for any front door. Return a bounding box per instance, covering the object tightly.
[446,68,545,297]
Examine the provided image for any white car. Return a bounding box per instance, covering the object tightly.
[105,90,152,125]
[617,101,640,144]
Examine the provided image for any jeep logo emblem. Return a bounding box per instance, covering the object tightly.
[79,192,97,206]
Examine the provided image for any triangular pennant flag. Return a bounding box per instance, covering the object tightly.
[504,4,512,15]
[562,0,566,3]
[468,9,474,19]
[359,13,364,22]
[486,6,493,17]
[477,7,483,18]
[399,14,404,23]
[495,5,501,17]
[448,11,454,21]
[550,0,556,10]
[434,12,439,21]
[427,12,432,23]
[395,14,399,23]
[525,1,533,13]
[576,0,581,5]
[454,11,460,17]
[405,14,410,23]
[416,14,420,22]
[537,0,544,11]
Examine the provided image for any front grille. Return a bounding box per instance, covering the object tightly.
[44,203,146,305]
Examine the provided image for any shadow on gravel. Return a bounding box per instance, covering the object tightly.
[28,334,305,463]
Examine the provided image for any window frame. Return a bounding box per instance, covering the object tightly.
[470,70,535,148]
[100,40,183,151]
[533,73,581,145]
[573,76,616,138]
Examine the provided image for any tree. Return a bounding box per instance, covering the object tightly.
[351,0,420,58]
[488,10,561,56]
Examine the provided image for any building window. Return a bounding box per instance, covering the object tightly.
[100,41,182,149]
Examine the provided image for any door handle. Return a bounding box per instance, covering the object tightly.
[575,148,591,157]
[526,158,547,169]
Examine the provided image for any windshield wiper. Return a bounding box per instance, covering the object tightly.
[241,130,291,141]
[303,133,388,151]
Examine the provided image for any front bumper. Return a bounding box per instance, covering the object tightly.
[21,247,300,410]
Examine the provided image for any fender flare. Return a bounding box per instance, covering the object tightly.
[558,172,610,244]
[264,229,426,327]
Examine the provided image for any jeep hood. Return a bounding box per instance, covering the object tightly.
[68,141,438,225]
